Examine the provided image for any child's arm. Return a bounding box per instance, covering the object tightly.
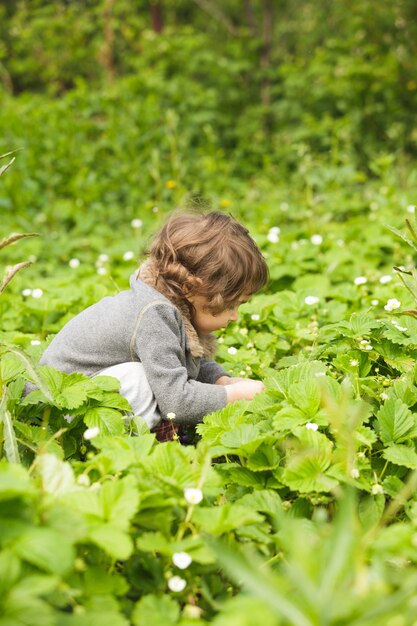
[216,375,265,402]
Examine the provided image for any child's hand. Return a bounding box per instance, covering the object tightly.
[225,379,265,403]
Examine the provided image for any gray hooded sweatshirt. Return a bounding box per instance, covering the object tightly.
[39,274,229,424]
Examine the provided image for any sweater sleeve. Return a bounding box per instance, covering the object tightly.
[133,303,227,424]
[197,358,230,384]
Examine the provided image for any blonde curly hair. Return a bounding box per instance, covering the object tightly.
[147,211,268,313]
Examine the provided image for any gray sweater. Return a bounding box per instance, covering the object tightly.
[40,275,228,424]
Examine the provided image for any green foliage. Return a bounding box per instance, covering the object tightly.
[2,2,417,622]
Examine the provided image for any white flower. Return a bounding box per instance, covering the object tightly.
[172,552,192,569]
[315,372,326,377]
[217,337,224,344]
[306,422,318,431]
[365,344,373,351]
[168,576,186,592]
[379,275,392,284]
[123,251,135,261]
[251,314,260,321]
[291,241,299,250]
[280,202,289,211]
[131,218,143,229]
[371,299,379,306]
[32,288,43,298]
[269,226,281,235]
[354,276,367,285]
[371,483,384,495]
[360,339,369,345]
[393,323,408,332]
[350,468,360,479]
[77,474,91,487]
[152,206,159,213]
[240,328,248,336]
[350,359,358,366]
[227,346,238,355]
[311,234,323,245]
[184,487,203,504]
[22,288,32,297]
[267,231,279,243]
[384,298,401,311]
[83,427,100,440]
[30,339,41,346]
[304,295,319,306]
[98,253,109,263]
[97,267,107,275]
[69,258,80,268]
[336,239,345,247]
[407,204,416,214]
[166,412,176,420]
[380,392,389,401]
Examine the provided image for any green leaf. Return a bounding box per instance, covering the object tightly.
[288,380,320,417]
[0,460,34,501]
[192,504,263,535]
[376,398,416,444]
[358,494,385,530]
[84,407,125,435]
[382,444,417,469]
[35,453,75,495]
[13,527,74,575]
[207,539,311,626]
[5,350,53,402]
[132,594,180,626]
[89,525,133,560]
[221,424,266,453]
[0,387,20,463]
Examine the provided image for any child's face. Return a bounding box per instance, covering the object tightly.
[190,296,244,335]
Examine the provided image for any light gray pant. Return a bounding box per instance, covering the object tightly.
[97,362,161,430]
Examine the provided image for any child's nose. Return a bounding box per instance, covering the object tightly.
[229,310,239,322]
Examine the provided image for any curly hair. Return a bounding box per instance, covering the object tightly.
[147,211,269,313]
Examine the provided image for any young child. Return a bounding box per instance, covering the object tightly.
[39,211,268,439]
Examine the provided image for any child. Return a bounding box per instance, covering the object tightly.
[39,211,268,439]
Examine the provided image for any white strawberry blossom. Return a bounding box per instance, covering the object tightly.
[22,288,32,297]
[69,258,80,268]
[32,288,43,298]
[97,267,107,275]
[83,427,100,440]
[304,296,319,305]
[379,275,392,284]
[267,229,279,243]
[350,359,358,366]
[251,314,260,321]
[166,412,176,420]
[97,253,109,263]
[350,468,360,479]
[131,218,143,228]
[30,339,41,346]
[227,346,238,355]
[371,483,384,495]
[371,299,379,306]
[311,234,323,245]
[407,204,416,213]
[184,487,203,504]
[172,552,192,569]
[123,251,135,261]
[354,276,367,285]
[168,576,187,592]
[306,422,318,431]
[384,298,401,311]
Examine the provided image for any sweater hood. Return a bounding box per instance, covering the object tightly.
[133,260,218,359]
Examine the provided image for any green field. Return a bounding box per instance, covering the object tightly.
[2,2,417,625]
